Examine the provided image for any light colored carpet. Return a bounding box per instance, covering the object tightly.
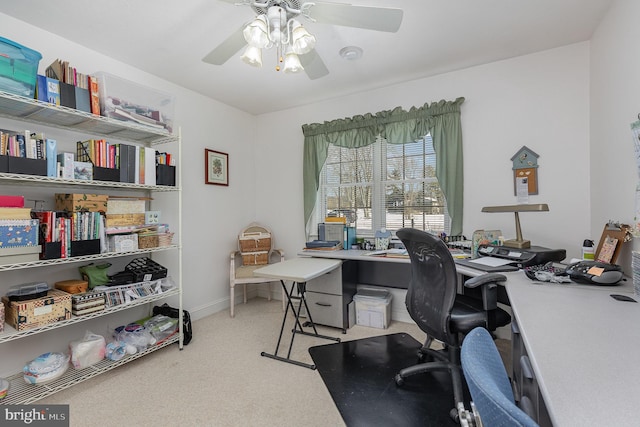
[38,298,510,427]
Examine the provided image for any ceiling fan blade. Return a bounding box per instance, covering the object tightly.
[202,26,247,65]
[308,2,403,33]
[300,49,329,80]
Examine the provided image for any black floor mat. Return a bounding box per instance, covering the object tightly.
[309,333,468,427]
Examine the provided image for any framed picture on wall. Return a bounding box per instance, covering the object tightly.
[205,149,228,186]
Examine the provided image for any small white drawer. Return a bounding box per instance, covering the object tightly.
[306,265,342,295]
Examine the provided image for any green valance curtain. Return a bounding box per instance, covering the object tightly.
[302,97,465,236]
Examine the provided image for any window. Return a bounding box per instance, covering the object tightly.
[316,134,449,236]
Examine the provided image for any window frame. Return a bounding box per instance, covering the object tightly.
[315,134,450,237]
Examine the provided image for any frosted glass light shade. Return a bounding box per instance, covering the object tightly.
[291,22,315,55]
[241,46,263,67]
[243,15,269,48]
[283,50,304,73]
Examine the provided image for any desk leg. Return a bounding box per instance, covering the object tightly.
[261,280,340,370]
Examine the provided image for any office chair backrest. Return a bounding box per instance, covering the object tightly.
[396,228,459,344]
[461,327,539,427]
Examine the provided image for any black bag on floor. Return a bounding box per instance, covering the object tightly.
[153,303,192,345]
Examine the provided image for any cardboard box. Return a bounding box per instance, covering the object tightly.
[107,199,146,215]
[2,289,72,331]
[55,193,108,213]
[0,245,41,265]
[105,213,146,227]
[108,233,139,252]
[0,219,39,248]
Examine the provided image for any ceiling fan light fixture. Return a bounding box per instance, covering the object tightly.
[291,21,316,55]
[241,45,263,67]
[283,48,304,74]
[243,15,269,48]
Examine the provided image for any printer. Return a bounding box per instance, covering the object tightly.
[477,244,566,268]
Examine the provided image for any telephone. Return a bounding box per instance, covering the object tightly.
[565,260,624,285]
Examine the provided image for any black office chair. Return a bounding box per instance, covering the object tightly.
[394,228,511,422]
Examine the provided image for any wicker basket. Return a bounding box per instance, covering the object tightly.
[158,232,174,247]
[241,251,269,265]
[239,231,271,253]
[138,234,159,249]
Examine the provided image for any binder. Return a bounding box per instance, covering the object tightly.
[46,139,57,177]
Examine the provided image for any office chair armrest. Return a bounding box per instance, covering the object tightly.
[464,273,507,311]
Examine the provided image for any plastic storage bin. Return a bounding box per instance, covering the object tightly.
[353,288,392,329]
[94,72,175,133]
[0,37,42,98]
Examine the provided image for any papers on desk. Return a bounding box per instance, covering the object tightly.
[366,249,408,258]
[466,257,515,267]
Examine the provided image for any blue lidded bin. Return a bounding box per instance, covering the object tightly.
[0,36,42,98]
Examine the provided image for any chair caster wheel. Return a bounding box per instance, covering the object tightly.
[395,374,404,386]
[449,408,459,423]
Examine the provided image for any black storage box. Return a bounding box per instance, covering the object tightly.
[0,155,47,176]
[70,239,100,257]
[125,257,168,282]
[156,164,176,186]
[41,241,62,260]
[93,166,120,182]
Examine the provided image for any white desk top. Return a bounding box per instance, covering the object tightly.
[253,257,342,283]
[298,249,484,277]
[505,272,638,426]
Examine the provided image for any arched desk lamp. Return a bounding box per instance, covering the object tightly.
[481,204,549,249]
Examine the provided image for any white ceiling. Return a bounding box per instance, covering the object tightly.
[1,0,613,115]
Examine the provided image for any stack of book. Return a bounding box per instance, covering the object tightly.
[38,59,99,114]
[304,240,342,251]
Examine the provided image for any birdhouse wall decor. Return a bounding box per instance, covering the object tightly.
[511,146,539,195]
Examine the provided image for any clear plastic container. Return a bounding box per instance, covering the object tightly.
[0,36,42,98]
[6,282,49,301]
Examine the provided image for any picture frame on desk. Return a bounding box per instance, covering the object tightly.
[205,148,228,186]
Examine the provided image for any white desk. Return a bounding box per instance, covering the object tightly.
[254,257,342,369]
[505,271,637,426]
[302,249,639,425]
[299,248,485,278]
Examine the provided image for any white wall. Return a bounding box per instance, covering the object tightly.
[255,43,591,264]
[590,0,640,272]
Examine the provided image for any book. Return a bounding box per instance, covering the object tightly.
[59,82,76,109]
[46,139,57,177]
[0,207,32,220]
[144,147,156,186]
[116,143,136,183]
[75,86,91,113]
[36,75,48,102]
[87,75,100,116]
[305,240,342,249]
[46,77,60,106]
[57,152,74,179]
[0,195,24,208]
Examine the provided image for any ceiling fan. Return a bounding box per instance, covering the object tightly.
[202,0,403,80]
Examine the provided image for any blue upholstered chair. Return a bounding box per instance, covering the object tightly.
[461,327,539,427]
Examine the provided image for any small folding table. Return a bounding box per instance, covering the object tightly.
[253,257,342,369]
